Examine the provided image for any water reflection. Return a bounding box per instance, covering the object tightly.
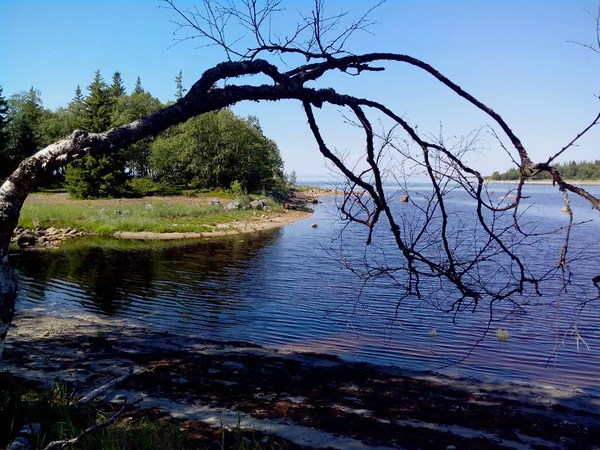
[10,184,600,395]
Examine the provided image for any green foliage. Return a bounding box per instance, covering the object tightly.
[110,71,126,98]
[5,71,294,199]
[1,87,44,178]
[150,110,284,193]
[65,71,129,198]
[83,70,111,133]
[133,76,144,95]
[127,177,163,196]
[174,69,186,100]
[111,90,163,178]
[0,86,10,160]
[488,160,600,181]
[65,154,128,199]
[230,179,244,195]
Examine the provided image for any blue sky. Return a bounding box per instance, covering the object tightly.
[1,0,599,179]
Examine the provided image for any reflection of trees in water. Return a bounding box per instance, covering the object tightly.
[12,229,280,317]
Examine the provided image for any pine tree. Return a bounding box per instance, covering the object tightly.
[1,87,44,178]
[68,85,86,130]
[83,70,111,133]
[0,87,11,177]
[133,76,144,95]
[65,71,127,198]
[174,70,186,100]
[110,71,126,98]
[0,87,10,152]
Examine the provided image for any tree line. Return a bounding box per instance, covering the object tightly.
[488,160,600,181]
[0,71,287,198]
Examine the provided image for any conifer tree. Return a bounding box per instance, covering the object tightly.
[0,87,9,153]
[110,71,126,98]
[82,70,111,133]
[133,76,144,95]
[67,85,86,130]
[175,70,186,100]
[65,71,127,198]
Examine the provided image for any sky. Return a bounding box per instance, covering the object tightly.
[1,0,599,180]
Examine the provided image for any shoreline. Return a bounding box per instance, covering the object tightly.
[112,209,312,240]
[12,188,334,248]
[4,311,599,449]
[485,179,600,186]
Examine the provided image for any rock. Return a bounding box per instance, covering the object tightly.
[145,204,154,210]
[400,194,409,203]
[224,201,241,211]
[311,223,318,228]
[249,199,267,210]
[312,198,319,204]
[446,446,457,450]
[17,234,36,248]
[114,210,122,215]
[561,206,569,213]
[209,200,221,206]
[98,208,107,215]
[46,227,58,235]
[506,194,517,199]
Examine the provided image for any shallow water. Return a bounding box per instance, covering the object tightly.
[12,183,600,394]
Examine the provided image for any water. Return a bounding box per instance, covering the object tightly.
[11,183,600,394]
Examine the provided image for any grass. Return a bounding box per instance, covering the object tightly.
[18,193,283,236]
[0,373,290,449]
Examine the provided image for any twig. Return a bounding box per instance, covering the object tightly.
[43,399,141,450]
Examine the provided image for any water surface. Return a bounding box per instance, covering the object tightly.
[12,183,600,394]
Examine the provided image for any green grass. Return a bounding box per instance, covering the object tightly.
[18,196,283,235]
[0,373,290,449]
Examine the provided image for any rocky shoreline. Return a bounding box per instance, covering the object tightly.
[10,225,88,249]
[10,188,335,250]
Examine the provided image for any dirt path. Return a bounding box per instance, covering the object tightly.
[4,312,599,449]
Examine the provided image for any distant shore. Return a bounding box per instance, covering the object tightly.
[485,179,600,186]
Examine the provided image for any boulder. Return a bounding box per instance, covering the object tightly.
[249,199,267,210]
[224,201,241,211]
[400,194,409,203]
[17,234,36,248]
[311,223,318,228]
[209,200,221,206]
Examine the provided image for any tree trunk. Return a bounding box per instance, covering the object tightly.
[0,231,17,361]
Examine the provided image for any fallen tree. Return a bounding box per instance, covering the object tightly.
[1,0,599,360]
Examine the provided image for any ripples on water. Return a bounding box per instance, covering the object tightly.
[12,184,600,394]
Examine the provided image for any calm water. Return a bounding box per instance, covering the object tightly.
[11,184,600,394]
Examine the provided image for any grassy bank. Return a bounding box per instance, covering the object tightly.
[18,193,283,235]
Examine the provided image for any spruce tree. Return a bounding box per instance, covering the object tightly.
[174,70,186,100]
[110,71,126,98]
[0,87,9,152]
[133,76,144,95]
[83,70,111,133]
[68,85,86,130]
[65,71,127,198]
[0,87,11,177]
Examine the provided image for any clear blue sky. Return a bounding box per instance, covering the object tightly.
[1,0,599,179]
